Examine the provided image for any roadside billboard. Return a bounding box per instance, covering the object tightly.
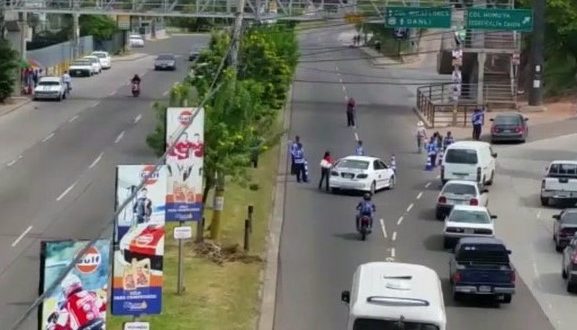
[39,239,110,330]
[165,107,204,221]
[112,165,167,316]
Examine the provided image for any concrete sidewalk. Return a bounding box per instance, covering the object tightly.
[0,97,31,118]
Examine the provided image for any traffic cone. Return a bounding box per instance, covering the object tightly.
[437,150,443,166]
[304,160,309,182]
[425,156,433,171]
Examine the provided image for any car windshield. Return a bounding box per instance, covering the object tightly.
[73,61,90,66]
[548,163,577,178]
[456,244,510,264]
[494,115,521,125]
[443,183,476,195]
[157,55,174,60]
[445,149,478,164]
[84,58,96,63]
[337,159,370,170]
[38,81,60,86]
[449,210,491,224]
[92,53,106,58]
[562,211,577,224]
[353,318,439,330]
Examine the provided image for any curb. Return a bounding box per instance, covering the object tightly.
[112,53,148,62]
[256,84,292,330]
[0,98,31,118]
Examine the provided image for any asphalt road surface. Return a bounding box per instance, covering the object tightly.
[0,34,209,328]
[274,25,557,330]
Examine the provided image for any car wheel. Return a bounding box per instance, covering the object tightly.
[567,282,577,293]
[441,179,448,186]
[387,176,395,190]
[443,238,451,249]
[452,291,462,302]
[62,93,66,100]
[486,171,495,185]
[562,267,568,279]
[435,208,444,220]
[370,181,376,195]
[502,294,512,304]
[555,243,563,253]
[540,197,549,206]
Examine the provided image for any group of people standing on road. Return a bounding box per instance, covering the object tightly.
[417,121,455,167]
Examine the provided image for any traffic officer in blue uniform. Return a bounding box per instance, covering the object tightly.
[427,136,438,168]
[292,143,308,183]
[443,131,455,150]
[471,106,485,140]
[355,140,365,156]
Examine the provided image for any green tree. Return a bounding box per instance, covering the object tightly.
[0,38,19,103]
[79,15,118,40]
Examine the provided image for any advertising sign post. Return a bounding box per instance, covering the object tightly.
[112,165,168,316]
[39,239,110,330]
[165,107,204,294]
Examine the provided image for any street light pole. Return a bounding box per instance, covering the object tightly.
[528,0,545,106]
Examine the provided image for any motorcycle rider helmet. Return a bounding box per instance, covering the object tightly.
[61,273,82,297]
[363,192,371,201]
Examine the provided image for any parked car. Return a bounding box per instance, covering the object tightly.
[436,180,489,220]
[33,76,67,101]
[189,49,200,61]
[69,59,94,77]
[440,141,497,186]
[443,205,496,249]
[83,55,102,74]
[449,237,515,304]
[489,112,529,143]
[154,54,177,71]
[553,209,577,252]
[329,155,396,194]
[561,235,577,293]
[129,34,144,47]
[90,50,112,69]
[540,160,577,206]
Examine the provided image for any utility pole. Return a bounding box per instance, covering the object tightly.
[210,0,246,241]
[72,0,80,59]
[528,0,544,106]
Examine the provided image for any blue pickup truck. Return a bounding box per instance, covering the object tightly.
[449,237,515,304]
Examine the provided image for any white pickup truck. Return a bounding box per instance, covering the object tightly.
[541,161,577,206]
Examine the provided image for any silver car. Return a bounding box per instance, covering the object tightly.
[33,76,67,101]
[436,180,489,220]
[154,54,176,71]
[553,209,577,252]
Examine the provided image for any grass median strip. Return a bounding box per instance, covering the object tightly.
[107,139,280,330]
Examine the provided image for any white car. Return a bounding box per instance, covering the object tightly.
[329,155,396,194]
[129,34,145,47]
[443,205,497,249]
[69,59,94,77]
[90,51,111,69]
[436,180,489,220]
[33,76,67,101]
[83,55,102,74]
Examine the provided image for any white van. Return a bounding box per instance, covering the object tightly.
[441,141,497,186]
[341,262,446,330]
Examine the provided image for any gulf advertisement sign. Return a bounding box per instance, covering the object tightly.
[112,165,167,316]
[39,239,110,330]
[165,107,204,221]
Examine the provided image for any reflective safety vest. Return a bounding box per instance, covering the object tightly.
[293,149,305,164]
[427,143,437,156]
[472,111,484,125]
[355,146,364,156]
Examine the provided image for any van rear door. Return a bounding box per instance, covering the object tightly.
[444,148,479,182]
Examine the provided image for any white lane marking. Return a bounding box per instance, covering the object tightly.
[392,231,397,241]
[89,101,100,108]
[134,113,142,124]
[354,132,359,141]
[42,132,55,143]
[379,219,387,238]
[114,131,125,144]
[339,77,343,83]
[436,174,441,179]
[416,192,423,200]
[425,182,431,188]
[341,85,346,92]
[56,181,77,201]
[532,261,539,277]
[335,65,339,71]
[391,248,396,258]
[162,90,169,96]
[6,155,23,167]
[11,225,33,247]
[406,203,414,213]
[536,211,541,219]
[344,96,348,101]
[109,90,117,96]
[397,216,404,225]
[68,115,79,123]
[88,152,104,169]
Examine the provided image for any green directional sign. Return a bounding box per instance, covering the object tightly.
[385,7,452,29]
[466,8,534,32]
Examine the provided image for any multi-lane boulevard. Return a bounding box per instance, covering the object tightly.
[274,25,576,330]
[0,34,209,328]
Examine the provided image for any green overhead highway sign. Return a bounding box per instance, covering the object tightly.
[385,7,452,29]
[466,8,534,32]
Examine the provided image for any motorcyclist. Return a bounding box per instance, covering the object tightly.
[356,193,375,232]
[131,74,141,86]
[62,71,72,93]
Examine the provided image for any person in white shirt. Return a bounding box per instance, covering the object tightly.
[416,121,427,153]
[62,71,72,93]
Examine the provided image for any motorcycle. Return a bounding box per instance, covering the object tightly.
[358,215,372,241]
[131,82,140,97]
